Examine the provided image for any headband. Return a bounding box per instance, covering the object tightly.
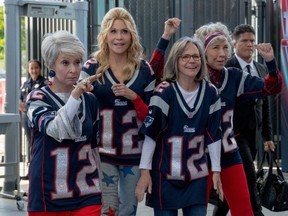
[204,31,227,52]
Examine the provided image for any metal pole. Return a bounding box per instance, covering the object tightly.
[280,0,288,171]
[2,0,21,195]
[74,1,88,61]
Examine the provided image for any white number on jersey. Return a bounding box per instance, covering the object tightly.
[50,145,100,200]
[222,110,237,152]
[99,109,142,155]
[166,135,207,181]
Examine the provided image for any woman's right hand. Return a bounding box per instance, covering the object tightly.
[72,73,101,99]
[19,101,26,112]
[111,83,137,100]
[135,169,152,202]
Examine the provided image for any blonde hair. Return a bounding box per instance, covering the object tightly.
[164,36,208,82]
[94,7,142,82]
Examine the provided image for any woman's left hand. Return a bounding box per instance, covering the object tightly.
[111,83,137,100]
[256,43,275,62]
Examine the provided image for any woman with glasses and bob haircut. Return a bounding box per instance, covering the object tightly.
[135,36,223,216]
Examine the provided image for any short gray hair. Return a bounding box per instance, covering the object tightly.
[41,30,85,69]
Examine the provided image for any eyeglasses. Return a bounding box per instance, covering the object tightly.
[179,54,201,62]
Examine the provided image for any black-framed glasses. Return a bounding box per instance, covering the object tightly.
[179,54,201,62]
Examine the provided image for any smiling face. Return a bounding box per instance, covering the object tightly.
[28,61,41,81]
[178,43,201,81]
[52,53,82,92]
[106,19,132,56]
[205,38,230,70]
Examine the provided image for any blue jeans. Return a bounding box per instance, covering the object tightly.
[100,163,140,216]
[154,204,206,216]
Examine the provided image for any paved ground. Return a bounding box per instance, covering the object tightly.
[0,192,288,216]
[1,134,288,215]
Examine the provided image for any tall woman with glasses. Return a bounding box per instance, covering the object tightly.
[135,36,223,216]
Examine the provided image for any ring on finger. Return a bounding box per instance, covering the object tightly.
[84,78,90,86]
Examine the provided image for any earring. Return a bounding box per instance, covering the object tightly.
[48,70,55,86]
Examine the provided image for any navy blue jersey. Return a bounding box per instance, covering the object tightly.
[215,67,264,167]
[81,58,155,165]
[26,86,101,212]
[140,80,222,209]
[150,41,280,172]
[20,75,47,102]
